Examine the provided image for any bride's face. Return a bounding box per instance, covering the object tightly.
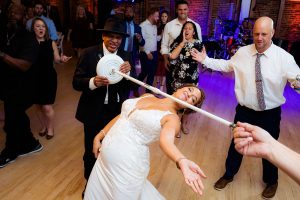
[174,86,201,106]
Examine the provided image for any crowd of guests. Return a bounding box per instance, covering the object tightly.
[1,1,300,200]
[0,0,71,169]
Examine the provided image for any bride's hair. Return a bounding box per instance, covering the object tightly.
[175,84,206,114]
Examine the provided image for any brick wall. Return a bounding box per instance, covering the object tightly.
[249,0,280,28]
[249,0,300,46]
[279,1,300,43]
[188,0,210,36]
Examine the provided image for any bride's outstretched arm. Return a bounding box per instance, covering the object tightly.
[159,114,207,195]
[93,115,120,158]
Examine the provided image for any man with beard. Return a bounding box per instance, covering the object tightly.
[26,1,58,41]
[161,0,202,94]
[0,4,42,168]
[137,7,160,94]
[120,5,145,97]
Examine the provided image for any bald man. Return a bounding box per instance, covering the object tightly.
[191,16,300,199]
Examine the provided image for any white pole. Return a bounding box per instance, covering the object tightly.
[113,70,235,128]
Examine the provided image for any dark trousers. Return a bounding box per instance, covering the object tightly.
[83,104,121,180]
[138,51,158,93]
[223,104,281,185]
[165,69,173,94]
[3,101,37,157]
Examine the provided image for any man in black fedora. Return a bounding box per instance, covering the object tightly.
[73,17,133,186]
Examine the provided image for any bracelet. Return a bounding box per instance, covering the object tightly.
[176,157,187,169]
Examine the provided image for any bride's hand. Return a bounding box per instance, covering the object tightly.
[179,159,207,195]
[93,134,102,158]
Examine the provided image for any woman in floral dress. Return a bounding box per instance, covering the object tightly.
[169,21,203,137]
[169,21,203,93]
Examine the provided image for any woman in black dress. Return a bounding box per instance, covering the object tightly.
[31,18,71,139]
[67,5,94,57]
[155,10,169,91]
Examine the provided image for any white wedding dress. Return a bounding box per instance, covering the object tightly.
[84,96,174,200]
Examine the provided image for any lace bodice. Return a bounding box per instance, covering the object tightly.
[104,96,173,146]
[85,96,169,200]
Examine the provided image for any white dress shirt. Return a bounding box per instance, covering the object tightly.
[139,19,158,54]
[89,43,119,104]
[161,18,202,55]
[202,43,300,111]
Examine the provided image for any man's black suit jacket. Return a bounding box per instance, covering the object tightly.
[46,5,62,32]
[120,22,145,64]
[73,45,132,125]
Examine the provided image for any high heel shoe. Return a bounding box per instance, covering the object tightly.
[46,132,54,140]
[39,130,47,137]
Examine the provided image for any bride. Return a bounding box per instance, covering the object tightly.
[84,84,206,200]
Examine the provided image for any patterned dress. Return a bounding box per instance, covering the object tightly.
[169,39,202,92]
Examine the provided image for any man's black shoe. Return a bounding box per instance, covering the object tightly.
[0,153,17,168]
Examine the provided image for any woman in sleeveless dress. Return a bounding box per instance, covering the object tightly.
[31,18,71,139]
[155,10,169,91]
[84,84,206,200]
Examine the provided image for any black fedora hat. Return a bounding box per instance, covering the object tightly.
[98,17,129,37]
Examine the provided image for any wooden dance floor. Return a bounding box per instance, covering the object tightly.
[0,53,299,199]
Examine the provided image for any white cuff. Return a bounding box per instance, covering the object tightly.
[89,77,97,90]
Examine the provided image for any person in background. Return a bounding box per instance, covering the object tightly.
[137,7,160,95]
[161,0,202,94]
[84,85,206,199]
[67,5,93,57]
[26,0,58,41]
[25,6,34,22]
[45,0,62,33]
[72,17,133,196]
[191,16,300,199]
[155,10,169,92]
[31,17,71,140]
[0,3,42,168]
[120,4,145,97]
[233,122,300,185]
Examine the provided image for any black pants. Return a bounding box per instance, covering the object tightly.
[165,69,173,94]
[3,101,37,157]
[138,51,158,93]
[223,104,281,185]
[83,104,121,180]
